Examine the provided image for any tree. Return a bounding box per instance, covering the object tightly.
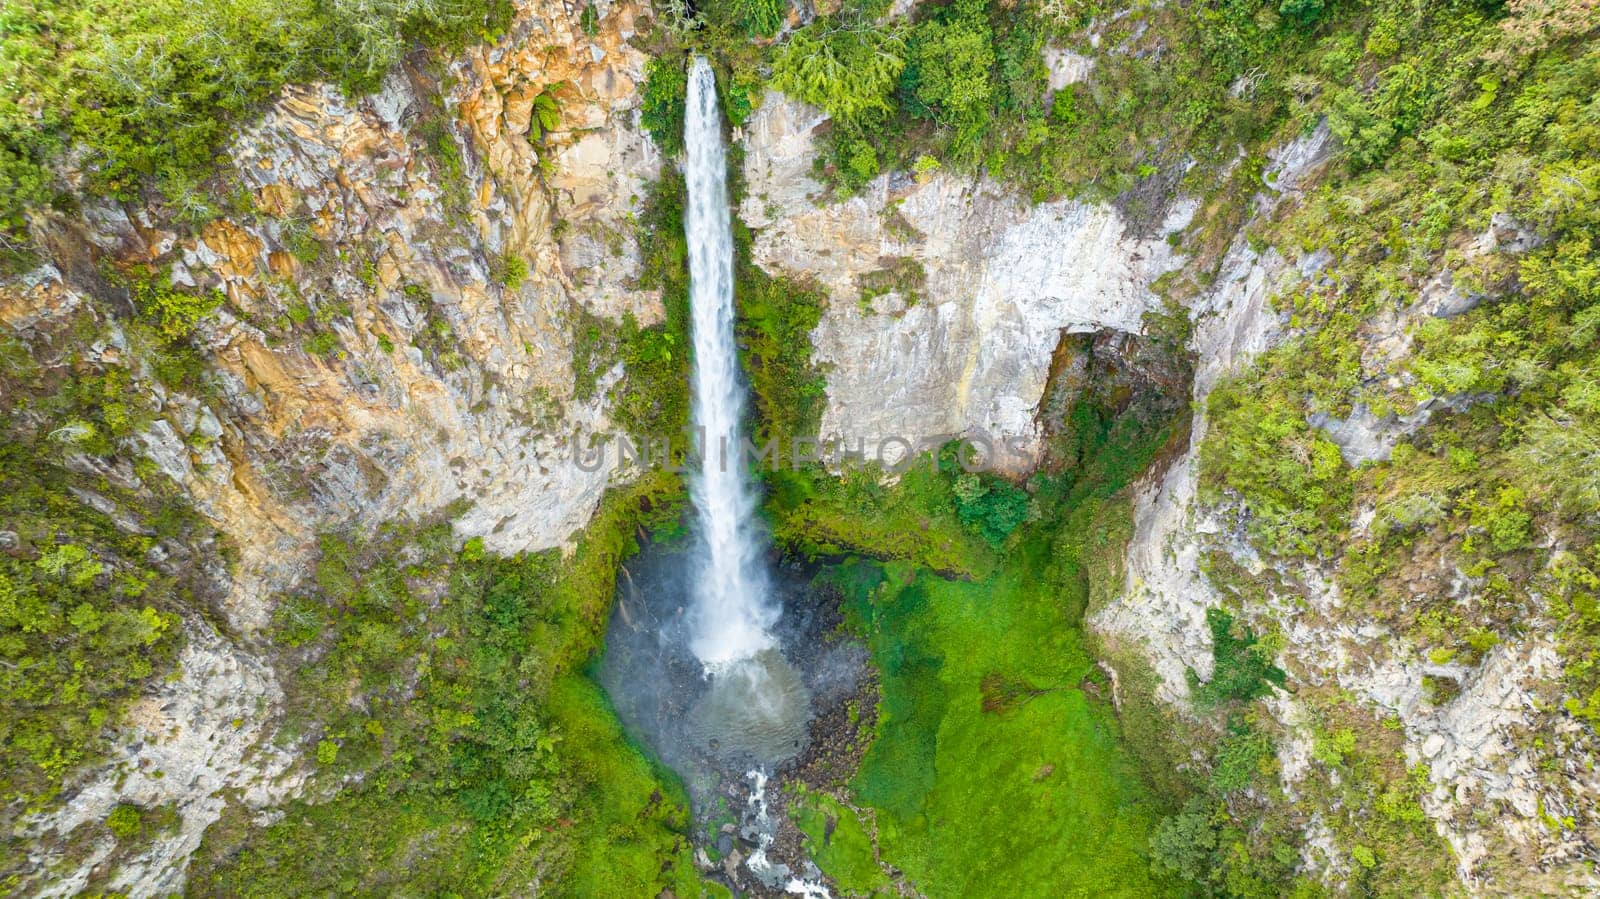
[728,0,787,37]
[1150,797,1218,883]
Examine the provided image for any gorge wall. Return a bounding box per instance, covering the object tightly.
[743,73,1596,891]
[3,0,1595,894]
[740,92,1195,470]
[4,0,661,890]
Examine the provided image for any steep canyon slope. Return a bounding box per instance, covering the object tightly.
[2,0,1597,895]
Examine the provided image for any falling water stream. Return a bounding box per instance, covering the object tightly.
[681,54,819,892]
[682,54,778,669]
[601,55,831,896]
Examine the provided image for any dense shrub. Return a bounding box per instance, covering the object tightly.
[1200,378,1351,557]
[769,24,907,124]
[639,55,688,156]
[727,0,787,37]
[1191,608,1286,707]
[902,0,997,158]
[952,472,1030,546]
[1149,796,1218,883]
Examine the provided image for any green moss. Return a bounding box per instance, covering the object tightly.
[834,554,1176,897]
[105,803,142,841]
[112,265,223,344]
[546,676,705,898]
[735,259,828,445]
[790,788,890,897]
[604,171,693,437]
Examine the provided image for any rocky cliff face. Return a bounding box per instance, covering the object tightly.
[5,4,1592,894]
[740,92,1195,472]
[4,1,660,891]
[1089,120,1598,893]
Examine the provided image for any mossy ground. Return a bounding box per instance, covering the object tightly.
[791,787,892,897]
[832,554,1178,898]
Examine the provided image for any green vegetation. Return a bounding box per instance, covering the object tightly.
[0,0,514,264]
[1188,608,1287,709]
[1176,0,1600,838]
[120,267,224,344]
[191,473,716,895]
[771,23,906,124]
[732,216,829,444]
[854,256,926,312]
[1147,661,1303,895]
[790,788,891,897]
[640,56,689,156]
[951,472,1029,547]
[493,251,529,290]
[604,170,692,435]
[0,315,218,835]
[4,0,1594,894]
[105,803,143,841]
[742,0,1315,202]
[1200,380,1351,557]
[767,458,999,579]
[722,0,787,39]
[735,267,827,442]
[524,90,563,143]
[832,556,1172,896]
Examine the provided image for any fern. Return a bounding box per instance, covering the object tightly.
[770,25,906,123]
[528,90,562,142]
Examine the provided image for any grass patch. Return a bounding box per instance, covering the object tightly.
[831,553,1178,897]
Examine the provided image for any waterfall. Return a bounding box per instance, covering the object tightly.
[683,56,777,669]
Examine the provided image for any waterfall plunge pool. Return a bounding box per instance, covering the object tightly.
[595,538,869,894]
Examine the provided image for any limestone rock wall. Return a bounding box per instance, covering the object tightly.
[3,1,660,891]
[1090,120,1599,893]
[740,92,1195,471]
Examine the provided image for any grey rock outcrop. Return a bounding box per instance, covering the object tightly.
[741,91,1195,471]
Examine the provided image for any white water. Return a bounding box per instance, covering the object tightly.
[683,56,778,668]
[744,770,834,898]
